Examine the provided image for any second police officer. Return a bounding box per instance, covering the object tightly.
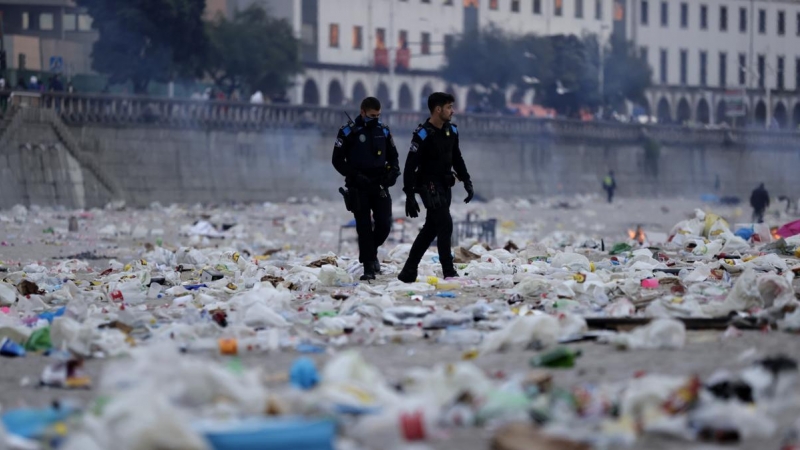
[332,96,400,281]
[398,92,474,283]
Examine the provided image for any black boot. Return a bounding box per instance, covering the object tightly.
[360,262,376,281]
[397,266,417,283]
[442,265,458,279]
[372,261,382,275]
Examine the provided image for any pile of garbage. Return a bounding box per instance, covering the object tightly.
[0,202,798,449]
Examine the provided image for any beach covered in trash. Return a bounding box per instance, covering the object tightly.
[0,196,799,450]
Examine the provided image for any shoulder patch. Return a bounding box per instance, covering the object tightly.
[415,126,428,141]
[450,123,458,134]
[382,126,390,137]
[340,125,352,137]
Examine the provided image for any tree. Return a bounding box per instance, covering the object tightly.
[205,5,302,99]
[76,0,208,94]
[443,27,652,117]
[601,34,653,113]
[442,26,524,111]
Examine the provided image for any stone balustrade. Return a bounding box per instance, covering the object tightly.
[0,91,789,148]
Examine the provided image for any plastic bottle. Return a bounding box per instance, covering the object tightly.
[438,328,483,346]
[529,347,581,368]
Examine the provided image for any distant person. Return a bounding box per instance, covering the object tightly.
[714,174,721,192]
[15,77,27,90]
[603,170,617,203]
[750,183,770,223]
[49,74,64,92]
[28,76,40,92]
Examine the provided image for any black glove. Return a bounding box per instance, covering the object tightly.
[463,180,474,203]
[354,173,372,188]
[405,195,420,218]
[383,168,401,187]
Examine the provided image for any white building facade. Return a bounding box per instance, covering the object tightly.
[239,0,615,111]
[620,0,800,127]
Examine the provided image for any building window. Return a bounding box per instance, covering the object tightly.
[512,0,520,12]
[719,52,727,87]
[739,7,747,33]
[464,0,478,6]
[739,53,747,85]
[758,9,766,34]
[575,0,584,18]
[797,12,800,35]
[63,13,76,31]
[421,32,430,54]
[660,1,668,27]
[778,10,785,35]
[421,0,430,3]
[720,6,727,31]
[399,30,408,49]
[641,0,648,25]
[77,14,92,31]
[39,13,54,31]
[699,51,707,86]
[534,0,542,14]
[21,12,29,30]
[680,49,687,84]
[680,3,688,28]
[352,26,362,49]
[376,28,386,49]
[700,5,707,29]
[595,0,602,19]
[489,0,498,10]
[555,0,563,16]
[444,0,454,4]
[796,58,800,90]
[660,48,668,83]
[329,24,339,47]
[757,54,765,88]
[777,56,785,90]
[640,46,648,62]
[18,53,26,70]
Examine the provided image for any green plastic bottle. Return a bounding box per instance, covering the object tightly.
[529,347,582,368]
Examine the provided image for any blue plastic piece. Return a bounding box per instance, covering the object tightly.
[184,284,208,291]
[735,228,754,240]
[435,292,457,298]
[197,417,335,450]
[289,357,319,390]
[296,344,325,354]
[38,307,66,324]
[2,406,75,439]
[0,338,25,357]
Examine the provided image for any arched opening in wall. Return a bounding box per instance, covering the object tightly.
[715,100,728,125]
[754,101,767,126]
[696,99,710,124]
[328,80,344,107]
[656,97,672,124]
[419,83,434,110]
[466,88,483,112]
[676,98,691,124]
[302,79,320,105]
[773,102,788,129]
[376,82,390,109]
[351,81,367,106]
[793,103,800,129]
[398,83,413,110]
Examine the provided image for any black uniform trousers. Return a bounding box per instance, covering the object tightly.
[404,188,454,270]
[352,186,393,264]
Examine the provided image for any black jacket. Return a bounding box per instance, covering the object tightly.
[332,115,400,185]
[402,119,470,193]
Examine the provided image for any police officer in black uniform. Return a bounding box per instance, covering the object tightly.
[332,96,400,280]
[398,92,474,283]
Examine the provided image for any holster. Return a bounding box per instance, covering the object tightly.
[339,187,362,213]
[419,182,447,210]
